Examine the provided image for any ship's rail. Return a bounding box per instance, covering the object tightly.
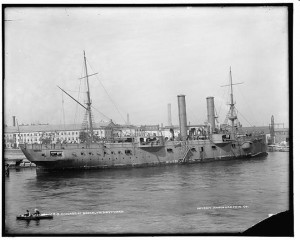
[138,141,165,148]
[137,136,165,148]
[20,143,103,150]
[236,134,266,142]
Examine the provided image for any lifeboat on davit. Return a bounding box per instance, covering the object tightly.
[241,141,253,150]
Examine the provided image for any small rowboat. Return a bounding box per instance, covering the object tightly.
[16,214,53,220]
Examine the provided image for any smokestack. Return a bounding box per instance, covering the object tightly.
[206,97,215,132]
[177,95,188,140]
[12,116,16,127]
[170,128,174,140]
[127,113,130,125]
[270,115,275,144]
[167,103,172,126]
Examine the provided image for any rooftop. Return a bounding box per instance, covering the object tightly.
[4,122,112,133]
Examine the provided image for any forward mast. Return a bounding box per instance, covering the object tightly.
[83,51,94,141]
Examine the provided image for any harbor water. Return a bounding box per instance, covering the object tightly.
[4,152,290,235]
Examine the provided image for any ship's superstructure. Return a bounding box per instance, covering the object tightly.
[20,54,268,173]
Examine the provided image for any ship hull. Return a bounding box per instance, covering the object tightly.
[20,136,268,174]
[33,152,268,174]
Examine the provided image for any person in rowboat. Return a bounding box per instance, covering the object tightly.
[33,209,40,216]
[24,210,31,217]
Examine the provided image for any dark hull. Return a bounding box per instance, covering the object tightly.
[20,136,268,174]
[36,152,268,174]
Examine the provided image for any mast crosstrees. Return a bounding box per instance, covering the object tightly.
[221,67,243,139]
[57,51,98,143]
[82,51,95,140]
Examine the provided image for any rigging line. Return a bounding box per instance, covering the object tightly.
[64,89,86,93]
[217,86,227,120]
[86,59,127,124]
[98,78,126,123]
[73,79,83,126]
[58,86,87,110]
[74,62,85,125]
[235,107,253,127]
[186,105,200,125]
[91,106,110,121]
[62,92,66,131]
[235,85,263,125]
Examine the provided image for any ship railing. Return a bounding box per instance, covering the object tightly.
[138,136,165,147]
[138,140,165,148]
[24,142,93,150]
[236,134,265,142]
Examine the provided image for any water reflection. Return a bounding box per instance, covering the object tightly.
[34,164,183,182]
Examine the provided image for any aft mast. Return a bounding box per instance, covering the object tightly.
[221,67,243,140]
[228,67,237,139]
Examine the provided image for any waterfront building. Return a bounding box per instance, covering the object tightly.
[268,115,289,145]
[4,122,114,148]
[4,118,288,148]
[272,127,289,144]
[4,122,162,148]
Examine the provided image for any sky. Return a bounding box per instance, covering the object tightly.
[4,6,289,128]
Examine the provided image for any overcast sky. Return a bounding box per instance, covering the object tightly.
[4,6,289,128]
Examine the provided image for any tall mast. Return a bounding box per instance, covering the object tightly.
[221,67,243,140]
[83,51,94,139]
[230,67,234,107]
[228,67,236,139]
[16,118,22,145]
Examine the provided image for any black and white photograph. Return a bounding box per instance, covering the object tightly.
[3,4,293,236]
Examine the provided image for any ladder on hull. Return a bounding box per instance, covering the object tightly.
[179,145,192,163]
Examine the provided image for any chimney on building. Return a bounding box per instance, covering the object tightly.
[177,95,188,140]
[167,103,172,126]
[127,113,130,125]
[270,115,275,144]
[12,116,16,127]
[206,97,216,132]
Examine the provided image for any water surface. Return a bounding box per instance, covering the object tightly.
[4,152,290,235]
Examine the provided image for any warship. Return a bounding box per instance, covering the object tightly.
[20,52,268,173]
